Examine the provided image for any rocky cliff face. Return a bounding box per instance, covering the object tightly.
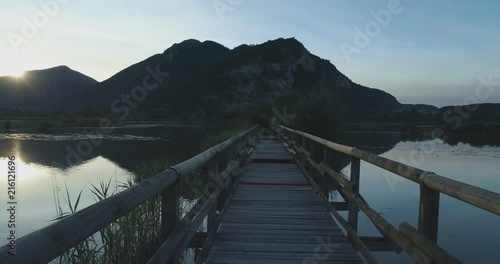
[182,38,400,116]
[222,45,315,110]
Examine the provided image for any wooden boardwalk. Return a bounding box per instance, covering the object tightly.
[8,125,495,263]
[205,139,363,264]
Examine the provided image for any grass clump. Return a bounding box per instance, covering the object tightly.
[52,130,247,263]
[54,158,179,263]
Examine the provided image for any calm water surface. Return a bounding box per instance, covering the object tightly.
[0,122,231,243]
[336,132,500,263]
[0,126,499,263]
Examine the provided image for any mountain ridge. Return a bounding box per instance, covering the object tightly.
[0,38,431,120]
[0,66,97,110]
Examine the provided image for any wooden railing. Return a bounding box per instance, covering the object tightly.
[275,124,500,264]
[0,125,259,264]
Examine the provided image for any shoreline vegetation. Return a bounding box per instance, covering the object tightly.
[2,117,500,149]
[51,128,245,263]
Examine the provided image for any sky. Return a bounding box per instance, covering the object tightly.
[1,0,499,107]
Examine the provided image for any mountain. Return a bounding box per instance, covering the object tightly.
[0,66,97,110]
[65,39,231,110]
[65,38,402,119]
[0,38,406,120]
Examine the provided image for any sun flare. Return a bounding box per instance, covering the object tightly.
[12,71,25,78]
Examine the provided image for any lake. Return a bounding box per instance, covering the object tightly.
[336,131,500,263]
[0,124,499,263]
[0,121,237,243]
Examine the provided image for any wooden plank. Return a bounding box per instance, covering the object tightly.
[210,241,357,253]
[203,139,363,264]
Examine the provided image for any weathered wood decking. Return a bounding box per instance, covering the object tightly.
[205,139,363,263]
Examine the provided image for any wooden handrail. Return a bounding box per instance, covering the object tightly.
[399,222,462,264]
[0,125,258,264]
[278,125,354,155]
[342,187,434,264]
[422,173,500,215]
[275,124,498,263]
[296,157,378,264]
[276,124,500,216]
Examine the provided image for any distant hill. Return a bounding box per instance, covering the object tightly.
[357,103,500,124]
[64,38,402,119]
[439,103,500,124]
[65,39,231,110]
[0,66,97,110]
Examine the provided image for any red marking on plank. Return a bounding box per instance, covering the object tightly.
[240,181,309,186]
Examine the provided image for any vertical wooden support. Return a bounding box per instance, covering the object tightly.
[308,139,316,175]
[418,184,440,242]
[348,157,360,232]
[295,133,300,148]
[207,157,219,232]
[294,133,300,159]
[225,144,234,195]
[300,135,306,166]
[323,148,331,195]
[161,179,180,264]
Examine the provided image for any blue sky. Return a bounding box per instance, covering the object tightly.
[1,0,499,106]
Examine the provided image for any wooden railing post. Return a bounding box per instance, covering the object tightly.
[418,183,440,242]
[301,135,307,165]
[348,157,360,232]
[207,156,219,233]
[161,177,180,264]
[293,133,300,159]
[308,139,316,175]
[295,133,299,148]
[323,148,331,194]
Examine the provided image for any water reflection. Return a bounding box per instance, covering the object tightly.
[331,132,500,263]
[0,124,225,244]
[0,156,131,241]
[0,125,212,170]
[1,126,499,263]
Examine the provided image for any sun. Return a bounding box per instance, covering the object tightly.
[12,71,25,78]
